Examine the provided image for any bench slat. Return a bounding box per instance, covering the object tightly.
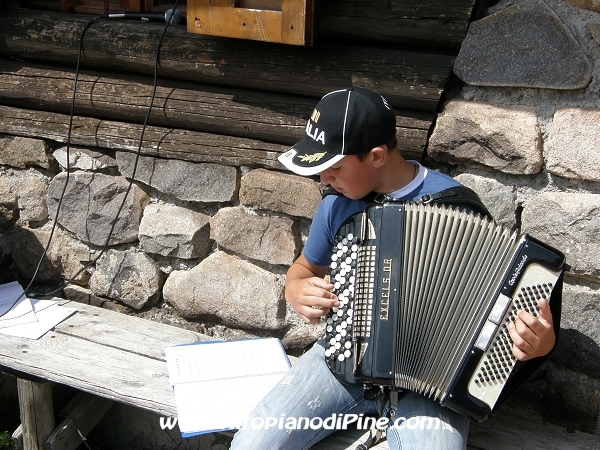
[0,329,176,415]
[54,302,209,360]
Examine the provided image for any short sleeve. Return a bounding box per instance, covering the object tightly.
[303,195,366,267]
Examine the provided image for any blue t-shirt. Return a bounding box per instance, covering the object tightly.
[303,163,462,267]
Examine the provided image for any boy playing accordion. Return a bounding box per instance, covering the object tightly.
[231,87,557,450]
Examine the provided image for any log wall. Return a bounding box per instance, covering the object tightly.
[0,3,479,163]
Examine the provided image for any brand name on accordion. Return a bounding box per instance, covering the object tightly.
[509,254,528,286]
[380,258,392,321]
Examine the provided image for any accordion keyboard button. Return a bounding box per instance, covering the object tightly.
[326,230,361,373]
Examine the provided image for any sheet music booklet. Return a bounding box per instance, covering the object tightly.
[165,337,291,437]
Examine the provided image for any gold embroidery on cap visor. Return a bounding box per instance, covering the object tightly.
[299,152,327,163]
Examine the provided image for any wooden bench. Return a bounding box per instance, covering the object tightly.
[0,300,207,449]
[1,300,599,450]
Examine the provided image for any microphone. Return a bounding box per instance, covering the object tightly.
[105,9,183,25]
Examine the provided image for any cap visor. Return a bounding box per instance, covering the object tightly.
[278,148,345,176]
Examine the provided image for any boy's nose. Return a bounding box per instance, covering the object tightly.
[320,169,333,185]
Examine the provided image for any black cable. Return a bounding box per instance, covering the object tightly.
[0,16,100,317]
[2,1,180,311]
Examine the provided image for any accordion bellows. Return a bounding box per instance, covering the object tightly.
[324,201,565,421]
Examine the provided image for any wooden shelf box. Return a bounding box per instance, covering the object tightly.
[187,0,315,46]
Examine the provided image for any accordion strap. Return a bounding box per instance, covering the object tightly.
[417,186,492,219]
[322,185,493,220]
[354,388,409,450]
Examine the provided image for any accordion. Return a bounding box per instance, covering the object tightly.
[324,201,565,421]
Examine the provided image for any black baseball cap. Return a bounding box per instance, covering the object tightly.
[278,87,396,176]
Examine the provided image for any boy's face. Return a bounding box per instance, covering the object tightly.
[319,154,377,200]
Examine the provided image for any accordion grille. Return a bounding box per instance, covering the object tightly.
[394,203,519,401]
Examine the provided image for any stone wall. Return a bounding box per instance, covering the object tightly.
[0,142,325,348]
[0,0,599,435]
[429,0,600,433]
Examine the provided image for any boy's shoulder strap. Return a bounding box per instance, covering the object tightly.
[417,186,492,220]
[321,185,493,220]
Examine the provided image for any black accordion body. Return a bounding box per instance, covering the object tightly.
[324,201,565,421]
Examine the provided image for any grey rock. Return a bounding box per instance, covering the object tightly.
[53,147,117,171]
[139,204,212,259]
[429,100,543,175]
[589,23,600,44]
[16,175,48,222]
[281,304,325,349]
[11,226,91,285]
[453,173,516,227]
[546,107,600,182]
[0,136,57,170]
[47,172,149,246]
[240,169,321,219]
[89,249,164,309]
[163,251,286,330]
[454,0,592,89]
[281,323,325,349]
[544,363,600,433]
[521,191,600,281]
[552,279,600,380]
[210,206,300,266]
[117,152,238,203]
[0,177,18,230]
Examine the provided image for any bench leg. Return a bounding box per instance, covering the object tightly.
[17,378,55,450]
[46,392,114,450]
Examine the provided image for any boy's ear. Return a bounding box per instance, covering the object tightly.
[370,145,388,168]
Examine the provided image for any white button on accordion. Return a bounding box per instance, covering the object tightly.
[324,201,565,421]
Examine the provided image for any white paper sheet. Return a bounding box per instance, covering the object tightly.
[0,299,77,339]
[0,281,37,329]
[165,337,291,436]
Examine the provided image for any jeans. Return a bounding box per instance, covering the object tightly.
[230,340,469,450]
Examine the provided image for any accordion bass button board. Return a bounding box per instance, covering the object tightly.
[466,262,561,409]
[323,201,566,422]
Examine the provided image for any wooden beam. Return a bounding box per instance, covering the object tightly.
[317,0,477,49]
[0,101,427,167]
[0,60,433,155]
[0,8,455,112]
[46,393,114,450]
[0,105,289,169]
[17,0,478,48]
